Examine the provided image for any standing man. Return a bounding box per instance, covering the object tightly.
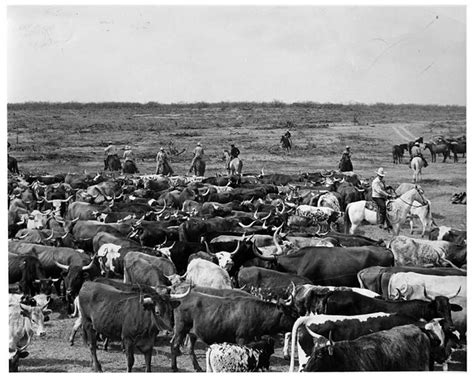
[156,147,173,175]
[189,142,204,175]
[104,141,117,170]
[371,167,393,230]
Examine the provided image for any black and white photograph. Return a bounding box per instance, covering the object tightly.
[5,1,468,373]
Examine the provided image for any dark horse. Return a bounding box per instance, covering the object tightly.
[392,144,407,164]
[191,158,206,176]
[449,141,466,163]
[339,154,353,172]
[104,155,122,171]
[122,160,139,174]
[280,135,291,153]
[424,142,450,163]
[8,155,19,174]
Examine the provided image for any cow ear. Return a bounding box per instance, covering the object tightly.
[82,272,90,279]
[451,304,463,312]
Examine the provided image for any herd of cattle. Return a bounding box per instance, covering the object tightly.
[8,168,467,372]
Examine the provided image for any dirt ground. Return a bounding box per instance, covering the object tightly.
[8,103,466,372]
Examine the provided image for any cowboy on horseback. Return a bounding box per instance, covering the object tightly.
[156,147,173,175]
[188,142,205,175]
[410,142,428,168]
[104,140,118,170]
[339,146,353,172]
[372,167,394,230]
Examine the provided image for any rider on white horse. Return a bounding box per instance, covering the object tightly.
[410,142,428,168]
[228,144,240,171]
[371,167,394,230]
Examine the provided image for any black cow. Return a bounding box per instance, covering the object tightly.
[252,244,394,287]
[171,290,298,371]
[319,291,462,330]
[8,155,20,174]
[392,144,406,164]
[78,281,185,372]
[303,325,433,371]
[429,227,467,246]
[8,253,53,296]
[323,231,385,247]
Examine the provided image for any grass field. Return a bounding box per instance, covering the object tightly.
[7,102,466,372]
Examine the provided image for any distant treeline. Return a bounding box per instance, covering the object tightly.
[7,101,465,113]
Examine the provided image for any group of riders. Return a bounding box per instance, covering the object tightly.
[102,134,429,232]
[103,140,241,177]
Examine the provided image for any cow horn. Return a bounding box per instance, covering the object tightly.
[55,261,70,271]
[291,281,296,298]
[229,240,241,256]
[17,232,29,239]
[239,220,258,228]
[262,219,268,229]
[70,217,80,223]
[355,187,365,192]
[282,293,293,306]
[115,192,123,199]
[45,230,55,240]
[61,231,69,239]
[170,286,191,299]
[449,286,462,299]
[261,211,272,221]
[157,236,168,248]
[82,260,95,271]
[253,209,259,220]
[54,217,65,225]
[155,201,167,215]
[328,331,334,356]
[395,288,404,300]
[252,242,276,261]
[304,324,324,339]
[202,188,210,197]
[273,225,283,255]
[318,228,329,236]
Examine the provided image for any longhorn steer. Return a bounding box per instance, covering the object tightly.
[78,281,186,372]
[252,244,394,287]
[170,290,298,371]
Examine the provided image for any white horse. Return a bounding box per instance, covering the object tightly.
[344,186,428,235]
[410,156,424,183]
[222,150,243,176]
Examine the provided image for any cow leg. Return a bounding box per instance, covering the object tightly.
[69,317,82,346]
[124,342,135,372]
[143,349,153,372]
[170,332,186,372]
[188,334,203,372]
[83,322,103,372]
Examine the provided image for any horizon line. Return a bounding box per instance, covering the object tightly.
[7,100,466,107]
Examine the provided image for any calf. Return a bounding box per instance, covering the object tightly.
[206,337,275,372]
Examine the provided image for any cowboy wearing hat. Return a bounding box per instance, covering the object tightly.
[104,140,118,170]
[372,167,393,230]
[339,145,353,172]
[156,147,173,175]
[410,141,428,167]
[189,142,205,175]
[123,145,133,162]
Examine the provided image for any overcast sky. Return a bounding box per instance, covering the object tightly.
[7,6,466,105]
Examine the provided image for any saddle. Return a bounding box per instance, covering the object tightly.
[365,200,393,224]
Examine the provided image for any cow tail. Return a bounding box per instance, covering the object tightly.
[343,204,351,234]
[357,270,366,289]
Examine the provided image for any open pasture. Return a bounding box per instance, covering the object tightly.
[7,103,466,372]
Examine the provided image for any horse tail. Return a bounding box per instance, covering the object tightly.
[343,204,351,234]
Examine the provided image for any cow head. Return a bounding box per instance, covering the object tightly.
[427,293,463,331]
[214,240,241,272]
[55,260,95,302]
[19,302,48,337]
[18,256,46,296]
[423,318,460,365]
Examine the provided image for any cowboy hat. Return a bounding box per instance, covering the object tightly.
[160,147,164,151]
[375,167,386,176]
[414,142,420,146]
[124,145,131,150]
[197,142,201,146]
